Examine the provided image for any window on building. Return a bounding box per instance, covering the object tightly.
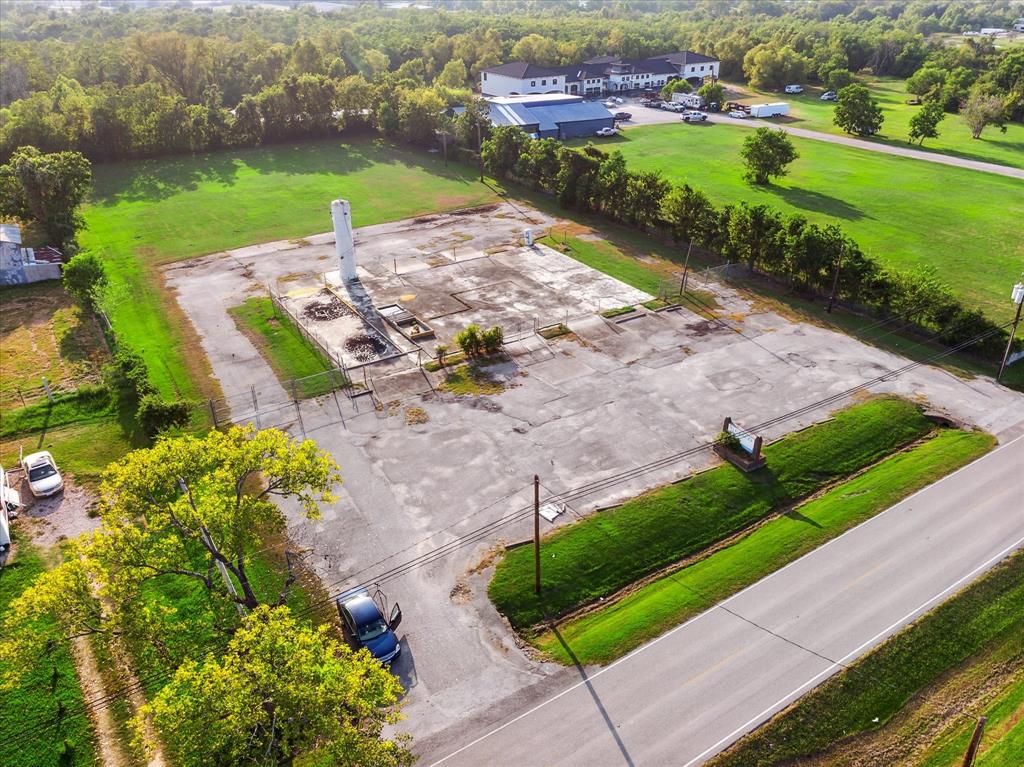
[483,72,488,80]
[541,79,547,85]
[531,80,536,87]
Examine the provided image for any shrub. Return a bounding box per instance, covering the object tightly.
[62,252,107,310]
[137,395,191,436]
[103,348,155,403]
[481,325,504,355]
[454,324,483,357]
[715,430,743,452]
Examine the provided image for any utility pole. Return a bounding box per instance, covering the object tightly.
[477,121,484,182]
[441,129,447,167]
[826,243,845,314]
[679,239,694,296]
[534,474,541,595]
[961,716,987,767]
[997,280,1024,383]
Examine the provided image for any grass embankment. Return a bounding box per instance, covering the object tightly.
[919,677,1024,767]
[0,538,97,767]
[728,77,1024,170]
[711,548,1024,767]
[489,396,932,630]
[582,124,1023,322]
[228,297,344,398]
[80,137,502,400]
[537,428,994,665]
[438,363,505,395]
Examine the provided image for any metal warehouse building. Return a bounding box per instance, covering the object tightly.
[479,94,615,140]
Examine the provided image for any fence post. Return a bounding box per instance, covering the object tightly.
[17,387,26,407]
[41,376,53,403]
[251,385,261,430]
[291,378,299,402]
[209,399,219,429]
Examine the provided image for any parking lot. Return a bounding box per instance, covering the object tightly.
[167,202,1024,754]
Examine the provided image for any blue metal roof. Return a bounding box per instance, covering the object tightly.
[526,101,614,128]
[487,102,539,128]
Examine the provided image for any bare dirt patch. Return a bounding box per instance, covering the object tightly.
[302,289,351,322]
[16,477,100,548]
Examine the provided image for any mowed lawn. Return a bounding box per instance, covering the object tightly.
[79,138,501,399]
[595,124,1024,323]
[728,77,1024,170]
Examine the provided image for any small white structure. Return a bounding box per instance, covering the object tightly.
[331,199,357,282]
[1,223,62,286]
[1014,18,1024,32]
[750,102,790,118]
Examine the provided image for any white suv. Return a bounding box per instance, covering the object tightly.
[784,84,804,94]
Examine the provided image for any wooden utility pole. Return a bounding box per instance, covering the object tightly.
[477,122,484,182]
[826,243,845,314]
[534,475,541,595]
[962,716,987,767]
[679,240,694,296]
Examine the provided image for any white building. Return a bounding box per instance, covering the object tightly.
[480,51,720,98]
[1014,18,1024,32]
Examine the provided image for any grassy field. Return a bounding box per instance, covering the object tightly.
[584,124,1024,323]
[920,677,1024,767]
[726,77,1024,169]
[0,537,97,767]
[711,549,1024,767]
[489,397,932,630]
[79,137,501,400]
[0,282,110,412]
[536,428,994,665]
[228,297,344,398]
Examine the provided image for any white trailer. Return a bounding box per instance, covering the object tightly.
[749,102,790,118]
[671,92,706,108]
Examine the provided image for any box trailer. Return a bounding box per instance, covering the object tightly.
[749,102,790,118]
[671,93,706,108]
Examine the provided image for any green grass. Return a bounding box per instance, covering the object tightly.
[0,387,115,438]
[578,125,1024,323]
[489,396,932,629]
[540,234,665,296]
[537,428,994,665]
[79,137,501,400]
[228,297,345,398]
[0,537,98,767]
[438,363,505,395]
[711,549,1024,767]
[600,305,637,318]
[727,77,1024,170]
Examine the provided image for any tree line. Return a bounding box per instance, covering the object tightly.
[482,124,1013,359]
[2,1,1021,162]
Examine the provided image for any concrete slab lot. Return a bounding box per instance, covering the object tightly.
[166,202,1024,756]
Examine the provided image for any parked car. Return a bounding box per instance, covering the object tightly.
[784,84,804,94]
[820,91,838,101]
[641,99,663,108]
[613,111,632,121]
[681,110,708,122]
[595,126,619,137]
[21,451,63,498]
[661,102,685,112]
[610,96,624,104]
[727,109,749,118]
[336,588,403,666]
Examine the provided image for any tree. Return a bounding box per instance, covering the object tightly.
[481,125,531,178]
[697,81,725,109]
[833,84,884,135]
[62,252,107,310]
[740,128,798,185]
[660,79,691,100]
[959,88,1006,139]
[727,203,784,272]
[395,87,445,146]
[661,184,719,246]
[435,59,468,89]
[510,34,558,67]
[824,69,855,92]
[906,66,946,100]
[908,98,946,145]
[1,146,91,251]
[453,97,490,149]
[141,606,412,767]
[743,44,807,91]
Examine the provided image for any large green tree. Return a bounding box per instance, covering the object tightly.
[959,87,1006,139]
[743,44,807,91]
[908,98,946,145]
[0,146,91,251]
[833,84,884,135]
[740,127,798,185]
[142,606,412,767]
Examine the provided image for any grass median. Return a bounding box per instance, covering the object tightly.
[710,548,1024,767]
[488,396,932,630]
[228,296,345,398]
[536,428,994,665]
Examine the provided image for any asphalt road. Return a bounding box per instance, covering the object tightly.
[426,434,1024,767]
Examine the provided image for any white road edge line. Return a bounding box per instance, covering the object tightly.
[427,433,1024,767]
[681,530,1024,767]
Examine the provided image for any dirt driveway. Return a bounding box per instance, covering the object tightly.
[167,202,1024,753]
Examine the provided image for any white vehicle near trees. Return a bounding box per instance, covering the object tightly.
[681,110,708,122]
[749,102,790,117]
[784,84,804,94]
[595,126,619,137]
[728,109,749,118]
[21,450,63,497]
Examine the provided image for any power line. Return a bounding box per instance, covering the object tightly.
[8,318,1012,746]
